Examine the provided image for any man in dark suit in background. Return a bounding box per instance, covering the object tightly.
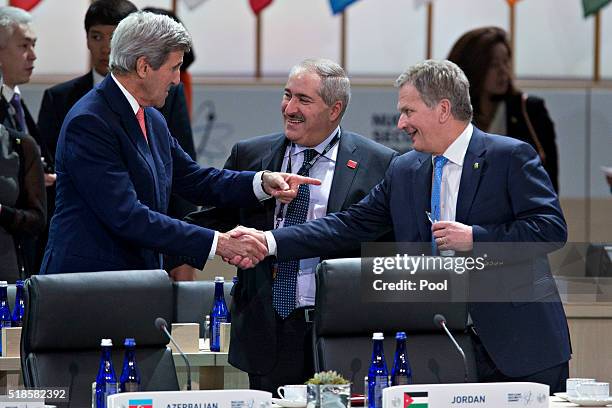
[235,60,571,392]
[0,7,50,166]
[181,58,397,394]
[41,12,317,275]
[0,6,55,275]
[37,0,197,223]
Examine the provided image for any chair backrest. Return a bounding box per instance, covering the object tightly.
[313,258,476,393]
[586,244,612,277]
[172,280,233,337]
[21,270,179,408]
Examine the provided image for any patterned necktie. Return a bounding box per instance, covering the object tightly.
[431,155,448,255]
[10,93,26,132]
[136,107,148,141]
[273,148,317,318]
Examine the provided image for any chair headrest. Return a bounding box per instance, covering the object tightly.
[23,270,173,352]
[315,258,468,337]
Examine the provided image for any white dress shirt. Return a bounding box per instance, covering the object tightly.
[268,126,340,306]
[110,74,269,261]
[92,69,105,86]
[436,123,473,223]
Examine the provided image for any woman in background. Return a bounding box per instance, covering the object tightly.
[0,125,46,280]
[448,26,559,192]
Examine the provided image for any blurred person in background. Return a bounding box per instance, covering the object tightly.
[448,26,560,192]
[0,124,45,280]
[0,6,53,275]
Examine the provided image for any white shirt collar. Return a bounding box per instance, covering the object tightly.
[92,69,105,86]
[1,84,20,103]
[286,125,341,161]
[110,73,140,115]
[434,123,473,166]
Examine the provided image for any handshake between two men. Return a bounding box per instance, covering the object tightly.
[213,171,320,270]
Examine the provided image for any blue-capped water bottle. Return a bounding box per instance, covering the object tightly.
[0,281,12,355]
[367,332,389,408]
[95,338,118,408]
[11,280,25,327]
[209,276,228,352]
[391,332,412,385]
[120,338,141,393]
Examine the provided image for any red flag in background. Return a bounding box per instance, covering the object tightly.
[506,0,522,5]
[9,0,42,11]
[249,0,273,15]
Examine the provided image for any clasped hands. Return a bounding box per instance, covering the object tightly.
[215,172,320,268]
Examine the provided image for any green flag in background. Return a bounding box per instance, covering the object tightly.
[583,0,612,17]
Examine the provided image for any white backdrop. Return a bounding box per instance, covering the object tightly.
[4,0,612,79]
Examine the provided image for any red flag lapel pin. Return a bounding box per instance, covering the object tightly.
[347,160,358,169]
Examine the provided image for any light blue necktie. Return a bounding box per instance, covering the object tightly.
[273,149,317,319]
[431,155,448,255]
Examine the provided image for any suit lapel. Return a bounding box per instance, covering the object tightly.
[99,76,158,189]
[413,155,433,241]
[0,97,15,129]
[327,132,359,213]
[456,129,487,223]
[261,135,289,229]
[142,108,163,209]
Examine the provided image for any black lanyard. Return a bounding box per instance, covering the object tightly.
[274,130,341,229]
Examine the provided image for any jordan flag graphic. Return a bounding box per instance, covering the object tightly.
[404,392,429,407]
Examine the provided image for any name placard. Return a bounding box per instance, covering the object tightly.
[383,382,549,408]
[107,389,271,408]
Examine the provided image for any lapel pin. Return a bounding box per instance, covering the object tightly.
[473,162,480,170]
[347,160,358,169]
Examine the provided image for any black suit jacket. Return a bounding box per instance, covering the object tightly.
[38,71,198,219]
[186,131,397,375]
[505,93,559,192]
[0,94,49,163]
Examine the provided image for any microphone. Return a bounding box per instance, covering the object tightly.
[155,317,192,390]
[433,314,468,382]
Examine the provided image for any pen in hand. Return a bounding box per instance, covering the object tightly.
[425,211,437,224]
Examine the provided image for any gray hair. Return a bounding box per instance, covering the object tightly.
[289,58,351,119]
[109,11,191,74]
[395,60,473,122]
[0,7,32,48]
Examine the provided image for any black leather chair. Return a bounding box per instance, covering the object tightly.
[585,244,612,277]
[313,258,477,393]
[172,280,233,338]
[21,269,179,407]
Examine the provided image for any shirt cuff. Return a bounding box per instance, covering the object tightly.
[208,231,219,260]
[264,231,277,256]
[253,171,272,201]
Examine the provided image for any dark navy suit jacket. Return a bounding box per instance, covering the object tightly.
[38,71,198,220]
[40,75,258,274]
[273,127,571,378]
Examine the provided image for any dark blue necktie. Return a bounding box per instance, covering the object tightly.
[10,93,26,132]
[273,148,317,319]
[431,155,448,255]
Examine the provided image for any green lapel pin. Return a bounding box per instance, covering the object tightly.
[473,162,479,170]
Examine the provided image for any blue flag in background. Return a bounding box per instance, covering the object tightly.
[329,0,360,14]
